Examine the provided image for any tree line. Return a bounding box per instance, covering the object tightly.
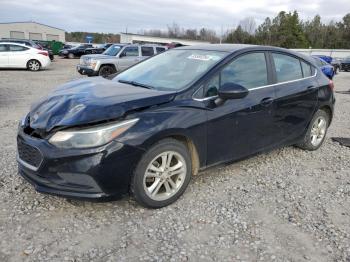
[144,11,350,49]
[65,11,350,49]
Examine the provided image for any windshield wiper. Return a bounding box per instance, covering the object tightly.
[118,79,153,89]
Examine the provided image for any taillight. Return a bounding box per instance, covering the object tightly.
[38,51,48,56]
[329,80,334,91]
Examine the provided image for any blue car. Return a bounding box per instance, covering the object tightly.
[17,45,335,208]
[312,56,335,79]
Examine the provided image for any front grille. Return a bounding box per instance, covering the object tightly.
[17,138,43,169]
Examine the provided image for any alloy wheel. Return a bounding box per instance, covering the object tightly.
[310,116,327,146]
[28,60,40,71]
[143,151,187,201]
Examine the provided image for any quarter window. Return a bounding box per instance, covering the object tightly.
[301,61,312,77]
[141,47,154,56]
[156,47,166,53]
[272,53,303,82]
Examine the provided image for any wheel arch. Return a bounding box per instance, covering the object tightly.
[319,105,333,126]
[141,130,203,176]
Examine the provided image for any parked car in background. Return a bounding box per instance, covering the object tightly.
[59,44,93,58]
[32,41,54,61]
[314,55,332,64]
[0,42,51,71]
[312,56,335,79]
[0,38,55,60]
[84,43,114,54]
[77,44,167,77]
[341,57,350,71]
[331,58,342,74]
[17,45,335,208]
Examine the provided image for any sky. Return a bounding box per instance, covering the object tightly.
[1,0,349,34]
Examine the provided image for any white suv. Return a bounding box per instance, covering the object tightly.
[77,44,167,77]
[0,42,51,71]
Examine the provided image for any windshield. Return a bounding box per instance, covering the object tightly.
[103,45,122,56]
[113,49,228,91]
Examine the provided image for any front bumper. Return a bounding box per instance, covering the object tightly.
[17,130,145,200]
[77,65,98,76]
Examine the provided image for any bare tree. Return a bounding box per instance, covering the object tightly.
[239,17,257,35]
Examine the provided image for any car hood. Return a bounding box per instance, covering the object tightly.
[28,78,176,132]
[82,54,114,59]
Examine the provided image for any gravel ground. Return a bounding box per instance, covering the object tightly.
[0,58,349,262]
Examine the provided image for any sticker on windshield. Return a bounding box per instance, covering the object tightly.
[188,54,221,61]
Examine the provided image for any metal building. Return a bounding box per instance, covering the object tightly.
[0,21,65,42]
[120,33,210,46]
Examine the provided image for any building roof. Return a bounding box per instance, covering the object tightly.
[0,21,65,32]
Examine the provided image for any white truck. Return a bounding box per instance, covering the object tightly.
[77,44,167,77]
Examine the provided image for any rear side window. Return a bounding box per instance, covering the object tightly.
[272,53,303,82]
[9,45,28,51]
[141,47,154,56]
[221,52,268,89]
[0,44,7,52]
[301,61,312,77]
[156,47,166,53]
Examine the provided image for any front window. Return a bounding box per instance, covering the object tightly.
[121,46,139,57]
[202,52,268,98]
[103,45,122,56]
[113,49,227,91]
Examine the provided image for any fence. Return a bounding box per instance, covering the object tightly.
[292,49,350,59]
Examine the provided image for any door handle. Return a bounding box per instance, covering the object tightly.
[260,97,274,107]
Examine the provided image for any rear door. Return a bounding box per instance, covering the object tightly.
[118,46,140,70]
[270,52,318,144]
[0,44,9,67]
[8,44,30,67]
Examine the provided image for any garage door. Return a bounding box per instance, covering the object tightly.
[29,33,42,40]
[10,31,25,39]
[46,34,59,41]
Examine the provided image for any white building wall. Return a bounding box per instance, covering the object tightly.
[0,22,65,42]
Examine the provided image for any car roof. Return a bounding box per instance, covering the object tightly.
[176,44,256,52]
[0,42,28,46]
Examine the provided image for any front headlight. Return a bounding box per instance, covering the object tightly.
[49,119,138,149]
[90,59,97,69]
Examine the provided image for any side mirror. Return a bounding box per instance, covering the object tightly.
[218,83,249,100]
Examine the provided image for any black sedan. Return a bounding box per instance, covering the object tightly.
[341,57,350,71]
[59,44,93,58]
[17,44,335,208]
[84,43,114,54]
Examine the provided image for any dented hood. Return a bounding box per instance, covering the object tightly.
[29,78,176,132]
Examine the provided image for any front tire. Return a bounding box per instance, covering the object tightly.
[131,138,192,208]
[27,59,41,71]
[68,53,75,59]
[297,109,329,151]
[98,65,116,78]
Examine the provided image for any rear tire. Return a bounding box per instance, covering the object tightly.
[98,65,116,78]
[27,59,41,71]
[296,109,329,151]
[131,138,192,208]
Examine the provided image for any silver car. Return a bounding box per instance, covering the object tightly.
[77,44,167,77]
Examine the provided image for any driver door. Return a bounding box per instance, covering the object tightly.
[202,52,278,166]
